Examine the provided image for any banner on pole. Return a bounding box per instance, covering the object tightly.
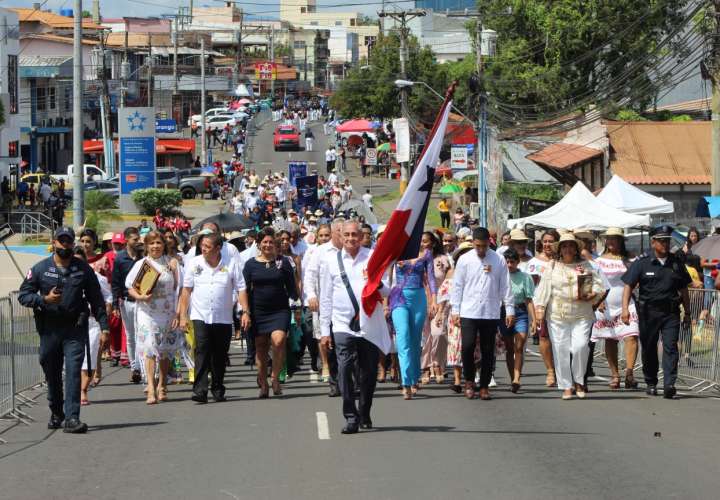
[393,118,410,163]
[119,107,156,211]
[288,161,308,186]
[365,148,377,166]
[295,175,318,208]
[450,145,468,170]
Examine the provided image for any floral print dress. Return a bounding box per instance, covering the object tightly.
[131,256,181,360]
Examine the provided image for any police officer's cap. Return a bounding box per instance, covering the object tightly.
[54,226,75,241]
[650,225,673,240]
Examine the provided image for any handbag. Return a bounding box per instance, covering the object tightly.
[336,250,361,332]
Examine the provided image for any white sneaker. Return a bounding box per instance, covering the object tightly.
[474,371,481,384]
[489,376,497,388]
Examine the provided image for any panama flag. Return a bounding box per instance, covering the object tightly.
[360,83,457,354]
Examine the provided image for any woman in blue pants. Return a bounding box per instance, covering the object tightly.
[390,232,437,400]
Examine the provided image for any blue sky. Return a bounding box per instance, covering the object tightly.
[3,0,397,20]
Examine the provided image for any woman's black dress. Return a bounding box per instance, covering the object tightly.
[243,256,298,336]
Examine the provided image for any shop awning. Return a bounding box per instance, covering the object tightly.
[83,139,195,155]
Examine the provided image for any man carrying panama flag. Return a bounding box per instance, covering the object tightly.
[360,82,458,354]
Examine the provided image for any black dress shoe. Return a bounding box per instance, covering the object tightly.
[663,386,677,399]
[243,358,254,366]
[48,414,64,430]
[359,418,372,429]
[646,384,658,396]
[131,369,142,384]
[63,419,88,434]
[341,424,359,434]
[212,392,227,403]
[110,358,119,367]
[328,386,340,397]
[310,359,319,372]
[191,394,208,404]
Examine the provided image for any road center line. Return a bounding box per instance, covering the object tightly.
[316,411,330,440]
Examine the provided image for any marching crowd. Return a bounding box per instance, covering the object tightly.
[17,198,696,433]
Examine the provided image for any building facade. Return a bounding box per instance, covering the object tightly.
[0,9,21,182]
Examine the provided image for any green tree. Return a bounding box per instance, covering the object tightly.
[477,0,693,120]
[331,33,456,120]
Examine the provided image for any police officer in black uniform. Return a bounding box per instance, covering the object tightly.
[621,225,691,399]
[18,227,110,433]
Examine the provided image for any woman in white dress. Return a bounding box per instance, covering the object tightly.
[75,248,113,406]
[125,231,183,404]
[592,228,640,389]
[525,229,560,386]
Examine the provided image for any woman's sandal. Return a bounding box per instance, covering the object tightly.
[609,377,621,390]
[377,367,386,383]
[402,387,412,400]
[90,376,102,388]
[511,382,521,393]
[545,371,557,387]
[271,379,282,396]
[450,384,462,394]
[146,391,157,405]
[420,371,431,385]
[624,371,639,390]
[158,387,168,402]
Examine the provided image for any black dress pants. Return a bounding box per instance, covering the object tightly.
[460,318,498,388]
[39,328,85,420]
[334,331,379,425]
[639,307,680,388]
[193,321,232,397]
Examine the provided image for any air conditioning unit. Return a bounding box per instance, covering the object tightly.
[470,202,480,219]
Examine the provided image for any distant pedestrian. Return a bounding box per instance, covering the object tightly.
[305,128,314,152]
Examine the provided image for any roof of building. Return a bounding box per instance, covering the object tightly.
[502,142,559,184]
[651,98,710,114]
[19,55,73,67]
[606,121,711,185]
[11,8,104,30]
[21,33,98,46]
[526,142,603,170]
[105,32,171,47]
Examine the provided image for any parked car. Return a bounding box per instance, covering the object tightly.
[84,180,119,198]
[178,168,203,178]
[157,167,180,189]
[205,115,237,131]
[273,125,301,151]
[188,107,230,126]
[179,175,211,199]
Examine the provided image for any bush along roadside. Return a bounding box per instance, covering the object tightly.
[131,188,183,216]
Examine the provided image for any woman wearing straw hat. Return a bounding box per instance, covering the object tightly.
[508,228,532,271]
[591,228,640,389]
[534,232,605,400]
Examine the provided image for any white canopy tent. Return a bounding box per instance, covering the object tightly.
[507,182,651,230]
[596,175,674,214]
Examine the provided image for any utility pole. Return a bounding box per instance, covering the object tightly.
[173,15,179,94]
[304,44,308,83]
[200,37,207,166]
[98,35,115,177]
[235,9,244,87]
[121,30,128,108]
[147,34,153,107]
[712,0,720,195]
[448,9,492,227]
[73,0,84,228]
[378,9,425,193]
[270,25,275,97]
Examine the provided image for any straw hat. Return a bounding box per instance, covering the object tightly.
[453,241,474,261]
[573,228,595,241]
[225,231,243,241]
[555,232,584,251]
[601,227,625,238]
[509,228,529,241]
[102,232,113,242]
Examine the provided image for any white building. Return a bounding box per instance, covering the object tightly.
[0,9,21,181]
[407,11,472,63]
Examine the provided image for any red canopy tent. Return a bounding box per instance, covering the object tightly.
[336,119,375,133]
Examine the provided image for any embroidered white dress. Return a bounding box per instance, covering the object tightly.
[592,256,640,340]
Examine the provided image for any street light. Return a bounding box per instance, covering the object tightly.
[394,79,472,124]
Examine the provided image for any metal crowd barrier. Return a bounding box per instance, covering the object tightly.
[590,288,720,392]
[1,291,41,424]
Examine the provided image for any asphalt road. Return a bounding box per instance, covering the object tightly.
[1,117,719,499]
